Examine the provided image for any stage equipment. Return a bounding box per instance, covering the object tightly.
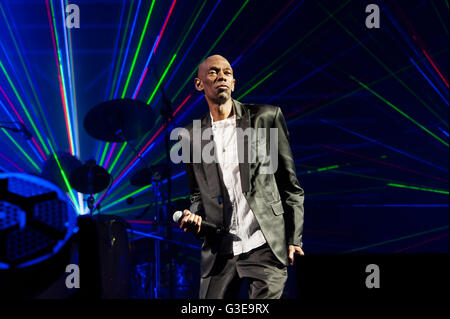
[130,164,170,188]
[82,92,173,297]
[76,214,132,298]
[0,172,77,269]
[83,98,156,142]
[69,159,111,194]
[0,121,32,140]
[41,151,82,193]
[69,159,111,214]
[130,235,199,299]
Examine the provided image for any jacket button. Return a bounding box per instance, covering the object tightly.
[217,196,223,204]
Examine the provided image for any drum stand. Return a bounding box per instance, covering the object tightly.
[151,171,163,299]
[112,130,171,298]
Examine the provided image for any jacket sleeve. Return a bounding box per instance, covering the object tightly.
[179,131,205,241]
[272,107,305,247]
[185,163,204,218]
[178,130,204,217]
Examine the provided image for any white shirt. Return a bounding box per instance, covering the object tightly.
[210,113,266,255]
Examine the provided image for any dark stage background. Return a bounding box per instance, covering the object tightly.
[0,0,448,299]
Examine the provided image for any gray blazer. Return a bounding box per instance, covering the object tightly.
[180,99,304,277]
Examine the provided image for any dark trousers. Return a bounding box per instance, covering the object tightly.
[199,244,287,299]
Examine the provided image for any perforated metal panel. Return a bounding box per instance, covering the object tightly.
[6,227,55,261]
[0,173,77,269]
[7,177,53,198]
[33,199,68,232]
[0,202,24,230]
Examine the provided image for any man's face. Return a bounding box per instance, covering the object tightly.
[195,55,235,105]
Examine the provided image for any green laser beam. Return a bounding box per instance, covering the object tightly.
[172,0,252,101]
[103,203,150,215]
[237,71,275,100]
[1,129,41,172]
[49,0,76,155]
[109,0,136,101]
[99,142,110,167]
[105,0,207,175]
[318,2,448,127]
[173,0,208,58]
[352,76,449,147]
[0,60,51,156]
[101,150,169,207]
[108,0,349,195]
[344,225,449,253]
[0,3,56,153]
[106,130,151,182]
[235,0,352,98]
[121,0,156,98]
[46,138,80,211]
[108,142,127,173]
[306,186,387,197]
[101,152,164,206]
[47,145,79,212]
[431,0,448,35]
[102,184,152,211]
[387,183,449,194]
[65,0,80,156]
[287,48,448,124]
[147,54,177,104]
[100,0,137,168]
[295,162,443,191]
[317,164,340,172]
[52,153,77,203]
[103,195,190,215]
[95,142,102,161]
[109,0,345,175]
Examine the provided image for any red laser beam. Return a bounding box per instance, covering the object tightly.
[153,0,177,53]
[45,0,74,155]
[394,233,448,253]
[0,85,46,160]
[0,152,25,172]
[422,49,449,88]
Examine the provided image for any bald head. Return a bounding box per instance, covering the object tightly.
[197,55,231,77]
[194,55,235,105]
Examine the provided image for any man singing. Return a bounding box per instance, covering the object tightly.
[178,55,305,299]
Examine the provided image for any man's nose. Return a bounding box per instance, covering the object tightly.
[217,70,227,81]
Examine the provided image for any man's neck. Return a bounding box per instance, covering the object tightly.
[208,98,234,122]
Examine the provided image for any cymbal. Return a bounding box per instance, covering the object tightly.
[69,160,111,194]
[130,164,170,187]
[41,152,82,192]
[84,98,156,142]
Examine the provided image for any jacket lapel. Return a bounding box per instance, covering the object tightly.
[200,113,221,197]
[233,100,250,193]
[199,99,251,196]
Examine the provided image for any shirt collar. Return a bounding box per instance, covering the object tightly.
[210,112,236,127]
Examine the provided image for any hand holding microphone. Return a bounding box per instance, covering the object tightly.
[173,210,222,235]
[174,209,202,234]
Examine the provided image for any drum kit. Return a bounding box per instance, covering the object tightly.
[0,98,199,299]
[39,98,194,298]
[43,98,160,215]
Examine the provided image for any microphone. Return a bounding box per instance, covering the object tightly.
[172,210,223,234]
[18,122,32,140]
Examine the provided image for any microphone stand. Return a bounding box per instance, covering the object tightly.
[0,122,31,140]
[0,124,22,135]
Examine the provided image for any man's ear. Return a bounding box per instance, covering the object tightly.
[194,78,203,92]
[231,78,236,92]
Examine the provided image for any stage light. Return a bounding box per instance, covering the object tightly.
[0,172,77,269]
